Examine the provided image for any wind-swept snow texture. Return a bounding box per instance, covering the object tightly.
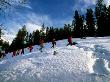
[1,37,110,82]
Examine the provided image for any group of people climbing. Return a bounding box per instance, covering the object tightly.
[0,36,77,58]
[11,37,57,57]
[12,44,33,57]
[39,38,56,52]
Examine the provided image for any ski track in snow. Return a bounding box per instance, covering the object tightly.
[1,37,110,82]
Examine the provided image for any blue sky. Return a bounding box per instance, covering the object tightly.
[29,0,74,19]
[1,0,98,28]
[25,0,96,27]
[1,0,110,28]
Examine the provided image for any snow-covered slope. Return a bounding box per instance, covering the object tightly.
[1,37,110,82]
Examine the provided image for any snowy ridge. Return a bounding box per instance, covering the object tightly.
[0,37,110,82]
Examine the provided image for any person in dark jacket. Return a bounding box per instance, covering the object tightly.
[21,48,24,54]
[1,50,5,58]
[39,38,44,52]
[51,38,56,48]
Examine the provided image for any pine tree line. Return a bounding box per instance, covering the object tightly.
[73,0,110,37]
[8,24,72,52]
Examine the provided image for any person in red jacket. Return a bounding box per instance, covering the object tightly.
[28,45,33,52]
[67,36,73,46]
[12,51,16,57]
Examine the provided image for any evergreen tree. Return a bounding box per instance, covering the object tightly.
[86,8,95,36]
[41,23,45,32]
[10,25,27,51]
[17,25,27,47]
[106,5,110,35]
[79,15,84,39]
[64,24,69,38]
[59,28,64,40]
[33,30,40,45]
[2,41,9,53]
[24,32,29,46]
[73,10,81,37]
[45,27,49,42]
[73,10,84,38]
[0,28,2,40]
[95,0,106,36]
[29,33,33,45]
[39,24,46,41]
[63,24,72,38]
[48,27,55,41]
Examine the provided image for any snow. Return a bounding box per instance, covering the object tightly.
[1,37,110,82]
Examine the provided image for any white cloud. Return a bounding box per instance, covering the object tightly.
[25,22,42,33]
[54,18,72,27]
[83,0,96,5]
[26,13,53,27]
[72,0,94,13]
[74,0,110,12]
[2,11,53,43]
[72,0,110,13]
[23,4,32,9]
[2,34,15,44]
[1,29,16,44]
[2,8,74,43]
[104,0,110,7]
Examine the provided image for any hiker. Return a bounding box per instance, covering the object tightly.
[2,50,5,58]
[0,52,1,58]
[0,46,2,58]
[12,51,16,57]
[28,45,33,52]
[39,38,44,52]
[51,38,56,48]
[16,49,20,55]
[67,36,73,46]
[21,48,24,54]
[0,50,6,58]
